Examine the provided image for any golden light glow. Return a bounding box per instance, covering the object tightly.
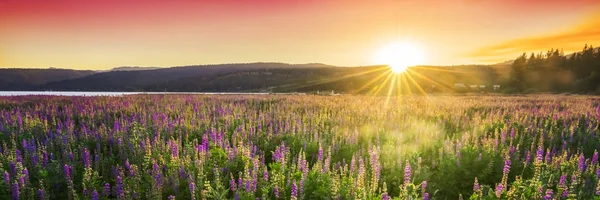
[374,42,425,73]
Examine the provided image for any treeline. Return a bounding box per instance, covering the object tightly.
[507,45,600,94]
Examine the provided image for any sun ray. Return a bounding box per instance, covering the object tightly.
[403,70,428,95]
[384,74,397,107]
[356,69,394,93]
[371,71,394,96]
[406,69,455,91]
[271,66,388,91]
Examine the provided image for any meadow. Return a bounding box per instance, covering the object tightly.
[0,95,599,200]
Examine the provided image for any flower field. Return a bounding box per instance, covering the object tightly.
[0,95,599,199]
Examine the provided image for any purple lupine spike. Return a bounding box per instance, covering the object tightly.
[152,161,162,188]
[171,141,179,157]
[11,181,19,200]
[578,154,586,172]
[9,162,15,175]
[125,159,131,171]
[68,152,74,162]
[42,151,48,167]
[473,178,480,191]
[230,178,237,191]
[263,170,269,181]
[561,190,568,198]
[83,148,91,168]
[423,193,429,200]
[189,182,196,200]
[17,176,24,189]
[115,175,124,199]
[503,159,511,175]
[32,154,39,166]
[168,195,175,200]
[291,181,298,199]
[22,139,27,152]
[382,193,390,200]
[103,183,111,197]
[22,168,29,182]
[592,150,598,166]
[179,166,186,179]
[64,164,72,180]
[536,149,544,163]
[245,180,251,193]
[15,150,22,163]
[543,189,554,200]
[421,181,427,191]
[274,186,280,198]
[38,188,45,200]
[91,190,99,200]
[495,184,503,198]
[4,171,9,185]
[559,174,567,187]
[404,161,412,185]
[317,145,323,162]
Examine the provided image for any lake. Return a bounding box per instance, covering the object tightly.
[0,91,301,96]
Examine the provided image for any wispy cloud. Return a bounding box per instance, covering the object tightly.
[469,13,600,63]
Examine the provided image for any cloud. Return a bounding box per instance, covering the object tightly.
[469,13,600,62]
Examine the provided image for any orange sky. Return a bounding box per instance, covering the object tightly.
[1,0,599,69]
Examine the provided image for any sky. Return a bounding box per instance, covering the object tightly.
[1,0,599,70]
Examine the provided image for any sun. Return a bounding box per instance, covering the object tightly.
[374,42,425,73]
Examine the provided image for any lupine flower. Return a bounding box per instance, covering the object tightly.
[18,176,24,188]
[423,193,429,200]
[15,150,22,163]
[561,190,568,198]
[168,195,176,200]
[495,184,503,198]
[382,193,390,200]
[578,154,586,172]
[189,182,196,200]
[4,171,9,185]
[115,175,124,198]
[274,186,280,198]
[536,148,544,163]
[543,189,553,200]
[263,169,269,181]
[404,161,412,185]
[473,178,480,191]
[291,181,298,199]
[230,178,237,191]
[421,181,427,192]
[91,190,99,200]
[592,150,598,166]
[103,183,111,197]
[9,162,15,175]
[11,181,19,200]
[83,148,91,168]
[39,188,45,200]
[64,164,73,180]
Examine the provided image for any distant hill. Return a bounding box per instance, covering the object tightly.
[0,69,95,90]
[105,66,162,72]
[0,62,510,94]
[40,63,343,91]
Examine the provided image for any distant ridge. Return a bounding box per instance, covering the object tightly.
[106,66,162,72]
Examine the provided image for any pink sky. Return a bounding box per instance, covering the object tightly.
[1,0,599,69]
